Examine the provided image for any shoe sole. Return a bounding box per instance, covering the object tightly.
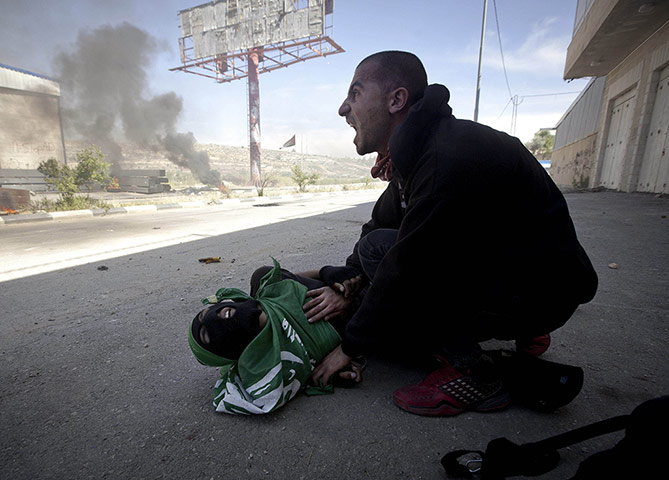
[393,391,511,417]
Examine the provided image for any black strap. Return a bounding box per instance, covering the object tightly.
[524,414,629,452]
[442,415,630,479]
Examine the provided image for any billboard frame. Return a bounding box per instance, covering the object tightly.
[170,0,344,186]
[171,34,343,83]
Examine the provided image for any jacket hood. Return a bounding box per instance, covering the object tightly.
[390,84,453,180]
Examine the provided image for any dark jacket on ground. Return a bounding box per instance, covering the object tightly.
[341,84,598,358]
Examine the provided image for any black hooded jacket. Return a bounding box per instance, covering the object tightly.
[340,84,598,358]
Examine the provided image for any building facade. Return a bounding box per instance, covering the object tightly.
[553,0,669,194]
[0,64,66,169]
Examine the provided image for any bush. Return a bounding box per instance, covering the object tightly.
[38,158,78,201]
[74,147,111,192]
[36,147,111,211]
[290,164,319,192]
[257,170,277,196]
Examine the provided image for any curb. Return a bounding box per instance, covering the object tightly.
[1,200,226,225]
[0,190,378,226]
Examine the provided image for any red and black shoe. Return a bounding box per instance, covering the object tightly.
[392,355,511,417]
[515,334,551,357]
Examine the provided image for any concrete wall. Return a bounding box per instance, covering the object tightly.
[555,21,669,193]
[592,22,669,192]
[0,65,66,169]
[552,77,604,190]
[551,133,598,190]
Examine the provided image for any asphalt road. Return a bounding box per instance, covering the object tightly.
[0,190,383,282]
[1,189,667,479]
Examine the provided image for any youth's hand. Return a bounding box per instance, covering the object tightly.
[337,360,364,385]
[304,286,352,323]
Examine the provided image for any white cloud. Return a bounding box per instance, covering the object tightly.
[499,19,571,76]
[451,16,571,79]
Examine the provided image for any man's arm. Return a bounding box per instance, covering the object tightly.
[338,185,450,358]
[304,181,404,322]
[343,180,404,275]
[315,181,404,296]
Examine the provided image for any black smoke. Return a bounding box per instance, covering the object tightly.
[53,22,220,185]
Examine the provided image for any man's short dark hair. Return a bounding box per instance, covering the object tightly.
[358,51,428,106]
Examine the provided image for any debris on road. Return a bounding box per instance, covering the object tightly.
[198,257,221,264]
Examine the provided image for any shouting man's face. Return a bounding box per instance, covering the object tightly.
[338,61,394,156]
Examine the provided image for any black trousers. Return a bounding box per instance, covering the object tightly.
[356,228,578,365]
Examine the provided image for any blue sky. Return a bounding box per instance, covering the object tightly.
[1,0,589,158]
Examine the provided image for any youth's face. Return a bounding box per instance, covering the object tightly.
[198,300,267,347]
[338,62,393,155]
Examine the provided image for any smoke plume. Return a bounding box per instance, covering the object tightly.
[53,22,220,185]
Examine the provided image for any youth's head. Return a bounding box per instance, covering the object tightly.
[190,299,267,361]
[338,51,428,155]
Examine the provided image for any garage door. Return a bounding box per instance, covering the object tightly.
[599,88,637,189]
[637,65,669,194]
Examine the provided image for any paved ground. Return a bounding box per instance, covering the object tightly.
[0,189,667,479]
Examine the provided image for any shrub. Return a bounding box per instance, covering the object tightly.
[290,164,319,192]
[36,146,111,211]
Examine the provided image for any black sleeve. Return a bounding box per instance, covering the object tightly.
[345,180,405,274]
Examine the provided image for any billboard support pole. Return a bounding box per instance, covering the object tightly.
[248,48,261,186]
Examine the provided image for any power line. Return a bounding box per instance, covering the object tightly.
[497,97,513,119]
[497,91,582,117]
[486,1,582,135]
[519,91,582,98]
[492,0,513,99]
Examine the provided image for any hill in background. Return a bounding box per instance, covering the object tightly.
[65,141,376,189]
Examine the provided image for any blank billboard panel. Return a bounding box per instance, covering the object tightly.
[179,0,327,59]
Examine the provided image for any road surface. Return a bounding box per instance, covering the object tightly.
[1,189,667,479]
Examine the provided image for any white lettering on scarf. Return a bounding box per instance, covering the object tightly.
[281,318,305,347]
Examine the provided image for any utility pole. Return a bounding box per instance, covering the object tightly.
[474,0,488,122]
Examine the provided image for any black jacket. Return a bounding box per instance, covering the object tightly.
[340,84,598,357]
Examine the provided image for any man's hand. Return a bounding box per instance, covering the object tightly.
[335,274,364,298]
[304,286,352,323]
[319,266,364,298]
[311,345,353,387]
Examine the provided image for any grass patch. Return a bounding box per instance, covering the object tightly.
[31,195,112,213]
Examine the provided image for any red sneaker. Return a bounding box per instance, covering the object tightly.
[392,357,511,417]
[516,334,551,357]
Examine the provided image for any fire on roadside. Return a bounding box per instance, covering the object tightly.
[1,206,18,215]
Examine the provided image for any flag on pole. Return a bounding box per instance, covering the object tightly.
[281,134,296,148]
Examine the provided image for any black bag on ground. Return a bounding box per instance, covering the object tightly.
[441,395,667,479]
[488,349,584,412]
